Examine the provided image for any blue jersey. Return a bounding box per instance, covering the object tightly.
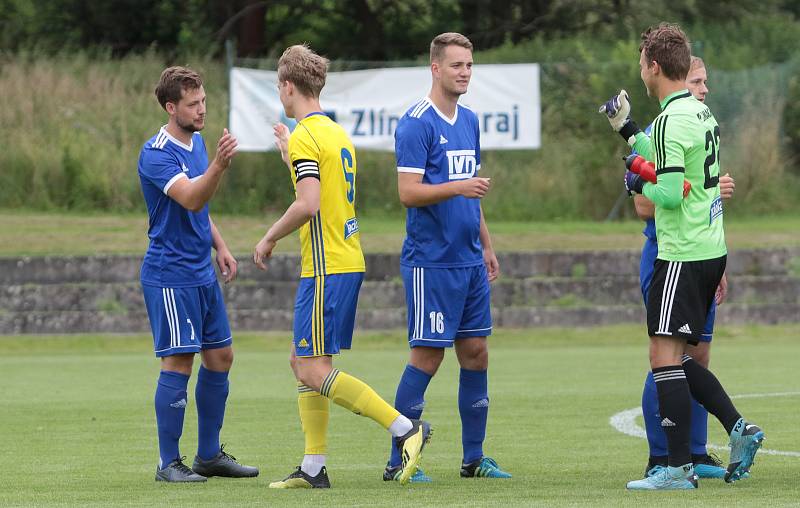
[138,127,216,287]
[395,98,483,268]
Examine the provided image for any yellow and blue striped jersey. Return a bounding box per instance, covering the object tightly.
[288,113,365,277]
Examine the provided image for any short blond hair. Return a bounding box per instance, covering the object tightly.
[690,56,705,71]
[430,32,473,63]
[278,44,329,98]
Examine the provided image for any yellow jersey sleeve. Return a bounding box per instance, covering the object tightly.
[288,124,321,183]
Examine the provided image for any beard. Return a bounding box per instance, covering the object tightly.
[177,115,203,133]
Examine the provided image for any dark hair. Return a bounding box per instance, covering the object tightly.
[639,23,691,81]
[155,66,203,110]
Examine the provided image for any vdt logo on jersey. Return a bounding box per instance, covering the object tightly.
[709,196,723,225]
[344,217,359,239]
[446,149,477,180]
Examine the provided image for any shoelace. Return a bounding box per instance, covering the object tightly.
[704,453,723,467]
[218,444,238,462]
[173,456,194,474]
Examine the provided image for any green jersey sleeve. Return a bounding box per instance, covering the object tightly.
[631,131,653,160]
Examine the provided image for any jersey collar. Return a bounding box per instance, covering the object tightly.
[160,126,194,151]
[426,97,458,125]
[660,89,693,110]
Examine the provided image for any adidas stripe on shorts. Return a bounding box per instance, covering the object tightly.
[646,255,726,345]
[141,281,233,357]
[293,272,364,357]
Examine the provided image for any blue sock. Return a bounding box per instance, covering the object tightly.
[388,364,432,468]
[155,370,190,469]
[459,368,488,465]
[195,365,229,461]
[690,396,709,457]
[642,372,668,458]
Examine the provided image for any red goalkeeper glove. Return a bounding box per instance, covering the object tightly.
[624,154,691,198]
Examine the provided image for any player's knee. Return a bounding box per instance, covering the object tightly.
[456,339,489,370]
[294,359,328,392]
[462,348,488,370]
[207,346,234,371]
[410,348,444,375]
[161,353,194,375]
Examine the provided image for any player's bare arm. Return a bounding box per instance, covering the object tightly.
[632,172,733,222]
[167,129,238,211]
[210,218,237,283]
[479,205,499,282]
[397,172,490,207]
[253,177,321,270]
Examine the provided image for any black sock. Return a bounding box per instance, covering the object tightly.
[652,365,692,467]
[682,355,742,434]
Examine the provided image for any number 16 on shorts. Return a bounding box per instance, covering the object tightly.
[429,311,445,334]
[402,265,493,348]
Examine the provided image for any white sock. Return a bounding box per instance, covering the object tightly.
[301,454,326,477]
[388,415,413,437]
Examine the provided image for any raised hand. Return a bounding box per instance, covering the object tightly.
[214,128,238,169]
[273,123,290,166]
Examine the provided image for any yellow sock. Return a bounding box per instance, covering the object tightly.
[319,369,400,429]
[297,383,329,455]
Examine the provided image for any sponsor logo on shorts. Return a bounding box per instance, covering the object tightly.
[660,417,676,427]
[298,338,309,348]
[709,196,723,225]
[344,217,359,239]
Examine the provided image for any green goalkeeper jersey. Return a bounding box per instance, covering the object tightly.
[631,89,726,262]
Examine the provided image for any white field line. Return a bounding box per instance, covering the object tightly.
[609,391,800,457]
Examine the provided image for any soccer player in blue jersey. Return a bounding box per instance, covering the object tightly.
[383,32,511,482]
[605,57,736,480]
[138,66,258,482]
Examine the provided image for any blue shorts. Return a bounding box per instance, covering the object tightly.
[640,237,715,342]
[293,272,364,357]
[401,264,493,348]
[142,282,232,357]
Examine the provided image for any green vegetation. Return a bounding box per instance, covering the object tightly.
[1,324,798,506]
[1,4,799,220]
[1,212,798,257]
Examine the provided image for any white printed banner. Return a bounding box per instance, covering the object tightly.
[230,64,540,151]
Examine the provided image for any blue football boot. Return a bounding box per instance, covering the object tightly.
[627,464,698,490]
[693,453,727,479]
[460,457,512,478]
[725,418,764,483]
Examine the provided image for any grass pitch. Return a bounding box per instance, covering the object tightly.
[1,324,798,507]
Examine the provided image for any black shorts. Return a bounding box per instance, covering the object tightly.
[646,255,726,345]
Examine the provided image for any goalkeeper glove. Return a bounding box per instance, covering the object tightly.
[624,154,692,198]
[624,170,644,195]
[599,90,641,145]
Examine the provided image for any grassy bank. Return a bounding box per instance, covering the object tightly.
[1,45,798,221]
[1,211,798,257]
